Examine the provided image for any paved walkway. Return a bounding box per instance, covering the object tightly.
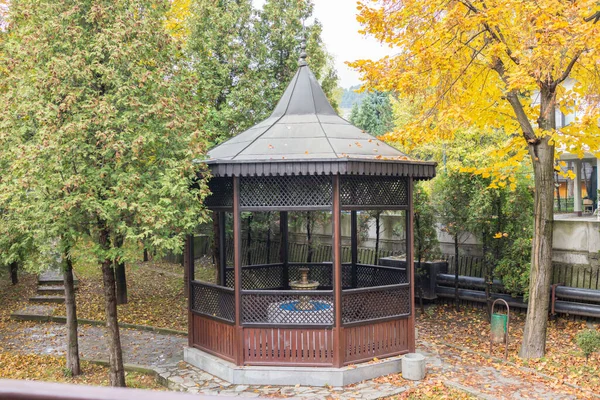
[1,322,185,366]
[2,321,595,399]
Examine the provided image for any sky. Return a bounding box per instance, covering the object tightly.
[252,0,394,89]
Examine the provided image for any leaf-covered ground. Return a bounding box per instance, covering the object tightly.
[53,259,189,332]
[4,259,599,397]
[414,304,600,397]
[0,272,162,389]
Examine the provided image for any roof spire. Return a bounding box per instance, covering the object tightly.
[298,26,307,67]
[298,41,307,66]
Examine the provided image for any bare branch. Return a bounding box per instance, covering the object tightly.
[554,50,582,88]
[584,11,600,23]
[459,0,521,65]
[491,58,538,143]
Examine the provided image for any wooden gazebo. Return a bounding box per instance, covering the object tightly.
[184,47,436,373]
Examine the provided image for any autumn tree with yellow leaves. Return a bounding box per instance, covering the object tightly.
[350,0,600,358]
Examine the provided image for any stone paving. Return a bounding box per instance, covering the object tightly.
[156,362,410,399]
[2,322,185,366]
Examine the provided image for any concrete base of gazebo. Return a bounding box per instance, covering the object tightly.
[184,347,404,387]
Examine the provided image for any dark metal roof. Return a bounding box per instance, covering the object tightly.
[206,49,436,179]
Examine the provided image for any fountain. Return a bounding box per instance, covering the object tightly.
[267,266,332,323]
[289,267,319,310]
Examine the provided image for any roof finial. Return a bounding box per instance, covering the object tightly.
[298,28,307,67]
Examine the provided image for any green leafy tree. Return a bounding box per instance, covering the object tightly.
[433,171,477,311]
[0,0,209,386]
[182,0,338,146]
[185,0,256,144]
[340,85,367,109]
[494,177,534,298]
[254,0,339,116]
[413,183,440,311]
[350,91,394,136]
[414,183,440,265]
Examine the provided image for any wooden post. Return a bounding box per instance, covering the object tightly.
[186,234,194,347]
[233,176,244,366]
[280,211,289,289]
[407,178,416,353]
[332,175,344,367]
[351,210,358,288]
[219,212,227,287]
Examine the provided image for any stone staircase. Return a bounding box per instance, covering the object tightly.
[28,268,79,305]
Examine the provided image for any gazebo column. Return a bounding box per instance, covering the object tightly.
[407,178,416,353]
[218,212,227,287]
[233,176,243,366]
[574,160,582,215]
[351,210,358,288]
[280,211,289,289]
[186,234,195,348]
[332,175,343,368]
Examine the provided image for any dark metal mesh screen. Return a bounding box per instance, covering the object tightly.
[355,265,408,288]
[342,285,410,324]
[225,264,285,289]
[225,263,406,289]
[191,282,235,322]
[242,291,334,325]
[205,177,233,209]
[240,175,332,208]
[340,176,408,207]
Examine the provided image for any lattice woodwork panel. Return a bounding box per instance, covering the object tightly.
[225,269,234,288]
[344,318,409,364]
[225,265,285,289]
[340,176,408,207]
[242,265,285,289]
[191,282,235,322]
[341,285,410,324]
[205,177,233,208]
[240,175,332,208]
[355,265,408,288]
[244,327,334,366]
[192,314,235,362]
[342,264,352,288]
[288,264,333,288]
[242,291,334,325]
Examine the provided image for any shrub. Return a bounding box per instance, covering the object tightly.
[576,329,600,360]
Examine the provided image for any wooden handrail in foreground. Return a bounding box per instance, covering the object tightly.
[0,379,246,400]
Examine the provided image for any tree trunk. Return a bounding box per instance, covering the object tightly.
[102,260,126,386]
[114,236,128,305]
[212,211,220,270]
[10,261,18,285]
[306,212,313,263]
[143,248,149,262]
[482,230,491,318]
[454,234,459,312]
[63,254,80,376]
[114,261,128,305]
[519,85,556,358]
[520,137,555,359]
